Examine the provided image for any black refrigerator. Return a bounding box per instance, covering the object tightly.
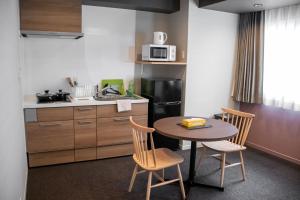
[141,78,182,150]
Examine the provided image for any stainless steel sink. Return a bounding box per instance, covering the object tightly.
[93,95,143,101]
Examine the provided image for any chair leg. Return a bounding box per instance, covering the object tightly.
[176,164,186,199]
[128,164,138,192]
[196,147,206,171]
[146,172,152,200]
[220,153,226,188]
[161,168,165,180]
[239,151,246,181]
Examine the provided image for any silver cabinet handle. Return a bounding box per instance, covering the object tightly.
[78,121,93,125]
[113,117,130,122]
[78,108,93,111]
[39,123,62,127]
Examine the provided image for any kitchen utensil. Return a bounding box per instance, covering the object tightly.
[101,84,121,95]
[153,32,167,45]
[101,79,125,95]
[66,77,74,87]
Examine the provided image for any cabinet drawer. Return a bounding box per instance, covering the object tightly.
[97,144,133,159]
[28,150,74,167]
[74,106,96,119]
[26,120,74,153]
[75,119,96,148]
[75,148,97,162]
[97,103,148,118]
[37,107,73,122]
[97,115,147,146]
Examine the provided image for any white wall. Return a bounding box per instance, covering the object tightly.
[134,0,189,95]
[135,0,189,61]
[185,2,238,117]
[182,1,239,149]
[22,5,136,95]
[0,1,28,200]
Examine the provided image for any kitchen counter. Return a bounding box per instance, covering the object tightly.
[23,95,149,109]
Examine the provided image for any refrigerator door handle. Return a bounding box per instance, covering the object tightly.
[154,101,181,106]
[166,101,181,105]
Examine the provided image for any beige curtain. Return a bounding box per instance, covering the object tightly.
[233,11,264,104]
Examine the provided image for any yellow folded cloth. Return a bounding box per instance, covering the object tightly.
[182,118,206,128]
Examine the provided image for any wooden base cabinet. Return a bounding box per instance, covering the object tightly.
[96,103,148,158]
[97,115,147,146]
[26,120,74,153]
[25,103,148,167]
[75,119,97,148]
[28,150,74,167]
[75,148,97,162]
[97,144,133,159]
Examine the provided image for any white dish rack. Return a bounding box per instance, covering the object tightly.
[71,85,96,99]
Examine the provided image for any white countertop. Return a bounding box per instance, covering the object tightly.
[23,95,149,109]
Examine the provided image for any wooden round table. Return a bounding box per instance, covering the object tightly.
[154,116,238,193]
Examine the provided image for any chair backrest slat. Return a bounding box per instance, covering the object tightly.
[130,117,156,168]
[222,108,255,146]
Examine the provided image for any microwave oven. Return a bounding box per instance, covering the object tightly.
[142,44,176,62]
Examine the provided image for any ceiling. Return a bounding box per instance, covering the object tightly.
[202,0,300,13]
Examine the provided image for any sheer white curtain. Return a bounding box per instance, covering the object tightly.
[263,4,300,111]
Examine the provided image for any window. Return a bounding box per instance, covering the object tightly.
[263,5,300,111]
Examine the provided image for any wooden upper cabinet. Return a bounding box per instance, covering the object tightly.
[20,0,82,33]
[83,0,180,14]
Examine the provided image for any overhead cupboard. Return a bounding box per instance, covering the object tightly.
[19,0,180,39]
[24,103,148,167]
[20,0,83,38]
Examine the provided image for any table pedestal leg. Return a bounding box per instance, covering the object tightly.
[185,141,224,199]
[188,141,197,183]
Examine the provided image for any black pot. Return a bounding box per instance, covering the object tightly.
[36,90,70,103]
[36,90,55,103]
[55,89,70,101]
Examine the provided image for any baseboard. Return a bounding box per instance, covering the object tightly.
[22,169,28,200]
[246,141,300,165]
[179,141,203,150]
[180,143,191,150]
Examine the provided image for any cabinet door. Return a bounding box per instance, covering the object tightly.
[74,119,96,148]
[97,144,133,159]
[74,106,96,120]
[75,148,97,162]
[97,103,148,118]
[20,0,82,33]
[26,120,74,153]
[37,107,73,122]
[97,115,147,146]
[28,150,74,167]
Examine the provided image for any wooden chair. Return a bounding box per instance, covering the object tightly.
[197,108,255,188]
[128,117,186,200]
